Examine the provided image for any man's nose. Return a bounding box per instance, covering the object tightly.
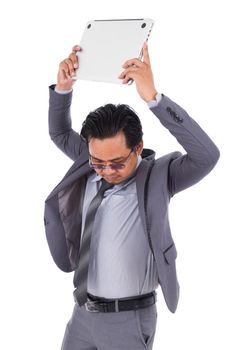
[101,167,116,175]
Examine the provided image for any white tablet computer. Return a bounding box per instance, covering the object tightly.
[76,18,154,84]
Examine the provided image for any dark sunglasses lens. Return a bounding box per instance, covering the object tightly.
[93,164,104,169]
[110,164,125,170]
[91,164,125,170]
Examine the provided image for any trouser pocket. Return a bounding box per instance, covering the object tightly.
[135,304,157,349]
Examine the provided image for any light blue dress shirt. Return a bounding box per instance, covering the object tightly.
[82,158,159,298]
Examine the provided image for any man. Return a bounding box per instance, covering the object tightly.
[44,43,220,349]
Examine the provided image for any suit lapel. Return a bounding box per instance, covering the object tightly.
[136,159,153,237]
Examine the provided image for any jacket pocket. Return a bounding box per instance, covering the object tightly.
[163,243,177,265]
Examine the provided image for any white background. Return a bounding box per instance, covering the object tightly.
[0,0,237,349]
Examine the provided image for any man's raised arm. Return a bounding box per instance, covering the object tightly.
[48,45,86,161]
[119,42,220,195]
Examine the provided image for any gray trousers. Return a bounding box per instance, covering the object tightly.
[61,302,157,350]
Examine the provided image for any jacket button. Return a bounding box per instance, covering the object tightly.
[166,107,172,114]
[166,106,183,123]
[176,115,184,123]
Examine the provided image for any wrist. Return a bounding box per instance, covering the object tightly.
[55,85,72,95]
[144,89,158,103]
[55,83,73,92]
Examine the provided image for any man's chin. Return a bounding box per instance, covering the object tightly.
[103,176,122,184]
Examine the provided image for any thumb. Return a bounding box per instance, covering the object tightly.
[142,42,150,64]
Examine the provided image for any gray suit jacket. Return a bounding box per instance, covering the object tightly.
[44,86,220,313]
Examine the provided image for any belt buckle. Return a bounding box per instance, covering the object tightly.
[85,299,100,312]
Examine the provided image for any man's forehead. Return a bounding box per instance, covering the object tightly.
[89,149,129,162]
[88,133,130,161]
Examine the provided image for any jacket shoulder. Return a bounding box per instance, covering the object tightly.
[154,151,182,167]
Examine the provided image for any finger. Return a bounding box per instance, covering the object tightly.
[61,67,71,80]
[119,71,138,84]
[58,68,68,81]
[121,73,137,84]
[64,58,76,77]
[122,58,143,69]
[59,61,70,79]
[68,52,79,69]
[122,76,133,84]
[142,42,150,64]
[118,67,138,79]
[72,45,82,53]
[60,60,73,79]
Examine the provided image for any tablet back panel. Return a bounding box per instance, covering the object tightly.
[76,19,154,84]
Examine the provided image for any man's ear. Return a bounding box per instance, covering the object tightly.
[136,140,144,155]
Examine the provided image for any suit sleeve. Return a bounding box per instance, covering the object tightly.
[48,84,86,161]
[150,94,220,196]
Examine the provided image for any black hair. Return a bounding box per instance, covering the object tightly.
[80,103,143,149]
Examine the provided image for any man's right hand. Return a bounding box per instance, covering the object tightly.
[56,45,81,91]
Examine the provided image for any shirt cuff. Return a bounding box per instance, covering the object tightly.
[147,93,162,108]
[54,87,73,94]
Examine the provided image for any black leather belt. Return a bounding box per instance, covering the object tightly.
[81,291,157,313]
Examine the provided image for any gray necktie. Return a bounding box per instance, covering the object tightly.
[73,178,113,306]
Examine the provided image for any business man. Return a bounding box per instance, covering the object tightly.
[44,43,220,349]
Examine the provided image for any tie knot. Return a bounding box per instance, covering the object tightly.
[99,179,114,193]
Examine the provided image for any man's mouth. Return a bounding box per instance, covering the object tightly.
[103,175,119,182]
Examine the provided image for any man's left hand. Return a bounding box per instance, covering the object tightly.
[118,42,158,102]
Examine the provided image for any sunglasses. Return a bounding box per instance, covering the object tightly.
[89,149,135,170]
